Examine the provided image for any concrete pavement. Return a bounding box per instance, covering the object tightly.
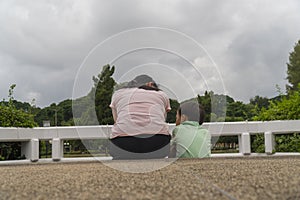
[0,156,299,199]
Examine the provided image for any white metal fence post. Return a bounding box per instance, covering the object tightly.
[264,131,275,154]
[238,134,242,154]
[241,132,251,155]
[52,138,63,161]
[21,139,39,162]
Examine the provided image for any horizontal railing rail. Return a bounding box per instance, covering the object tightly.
[0,120,300,162]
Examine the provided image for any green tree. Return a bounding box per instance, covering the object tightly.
[34,103,66,126]
[254,85,300,121]
[166,99,180,123]
[72,65,116,126]
[197,91,244,122]
[197,91,212,122]
[286,40,300,92]
[210,94,227,121]
[0,85,37,160]
[253,84,300,153]
[250,95,270,110]
[93,64,116,125]
[35,65,116,127]
[226,101,256,122]
[72,94,93,123]
[0,85,37,128]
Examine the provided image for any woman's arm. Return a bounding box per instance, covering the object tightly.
[111,107,118,123]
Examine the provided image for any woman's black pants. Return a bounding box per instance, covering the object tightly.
[109,134,171,160]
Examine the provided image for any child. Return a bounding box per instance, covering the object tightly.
[170,101,211,158]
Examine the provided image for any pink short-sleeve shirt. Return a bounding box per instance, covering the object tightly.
[109,88,171,138]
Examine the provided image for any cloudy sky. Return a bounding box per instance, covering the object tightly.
[1,0,300,107]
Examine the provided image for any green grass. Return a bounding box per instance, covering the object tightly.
[211,149,239,154]
[63,153,110,158]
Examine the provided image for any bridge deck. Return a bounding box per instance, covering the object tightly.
[0,156,299,199]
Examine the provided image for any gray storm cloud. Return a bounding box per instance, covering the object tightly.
[0,0,300,107]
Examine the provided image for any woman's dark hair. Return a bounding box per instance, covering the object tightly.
[178,101,205,125]
[138,84,160,91]
[127,75,160,91]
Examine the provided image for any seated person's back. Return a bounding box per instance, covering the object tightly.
[170,101,211,158]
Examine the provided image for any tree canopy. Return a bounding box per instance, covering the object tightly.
[254,84,300,121]
[287,40,300,92]
[0,84,37,128]
[0,85,37,160]
[94,64,116,125]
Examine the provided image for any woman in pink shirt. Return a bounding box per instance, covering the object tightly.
[109,75,171,159]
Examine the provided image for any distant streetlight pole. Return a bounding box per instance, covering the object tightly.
[43,120,51,158]
[55,109,57,126]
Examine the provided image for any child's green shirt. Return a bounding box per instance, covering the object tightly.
[172,121,211,158]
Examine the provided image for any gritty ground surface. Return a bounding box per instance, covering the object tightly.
[0,156,300,200]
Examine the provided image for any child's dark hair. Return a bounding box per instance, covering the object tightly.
[178,101,205,125]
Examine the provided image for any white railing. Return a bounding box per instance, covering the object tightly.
[0,120,300,162]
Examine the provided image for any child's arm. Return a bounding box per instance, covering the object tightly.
[168,127,178,158]
[169,142,176,158]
